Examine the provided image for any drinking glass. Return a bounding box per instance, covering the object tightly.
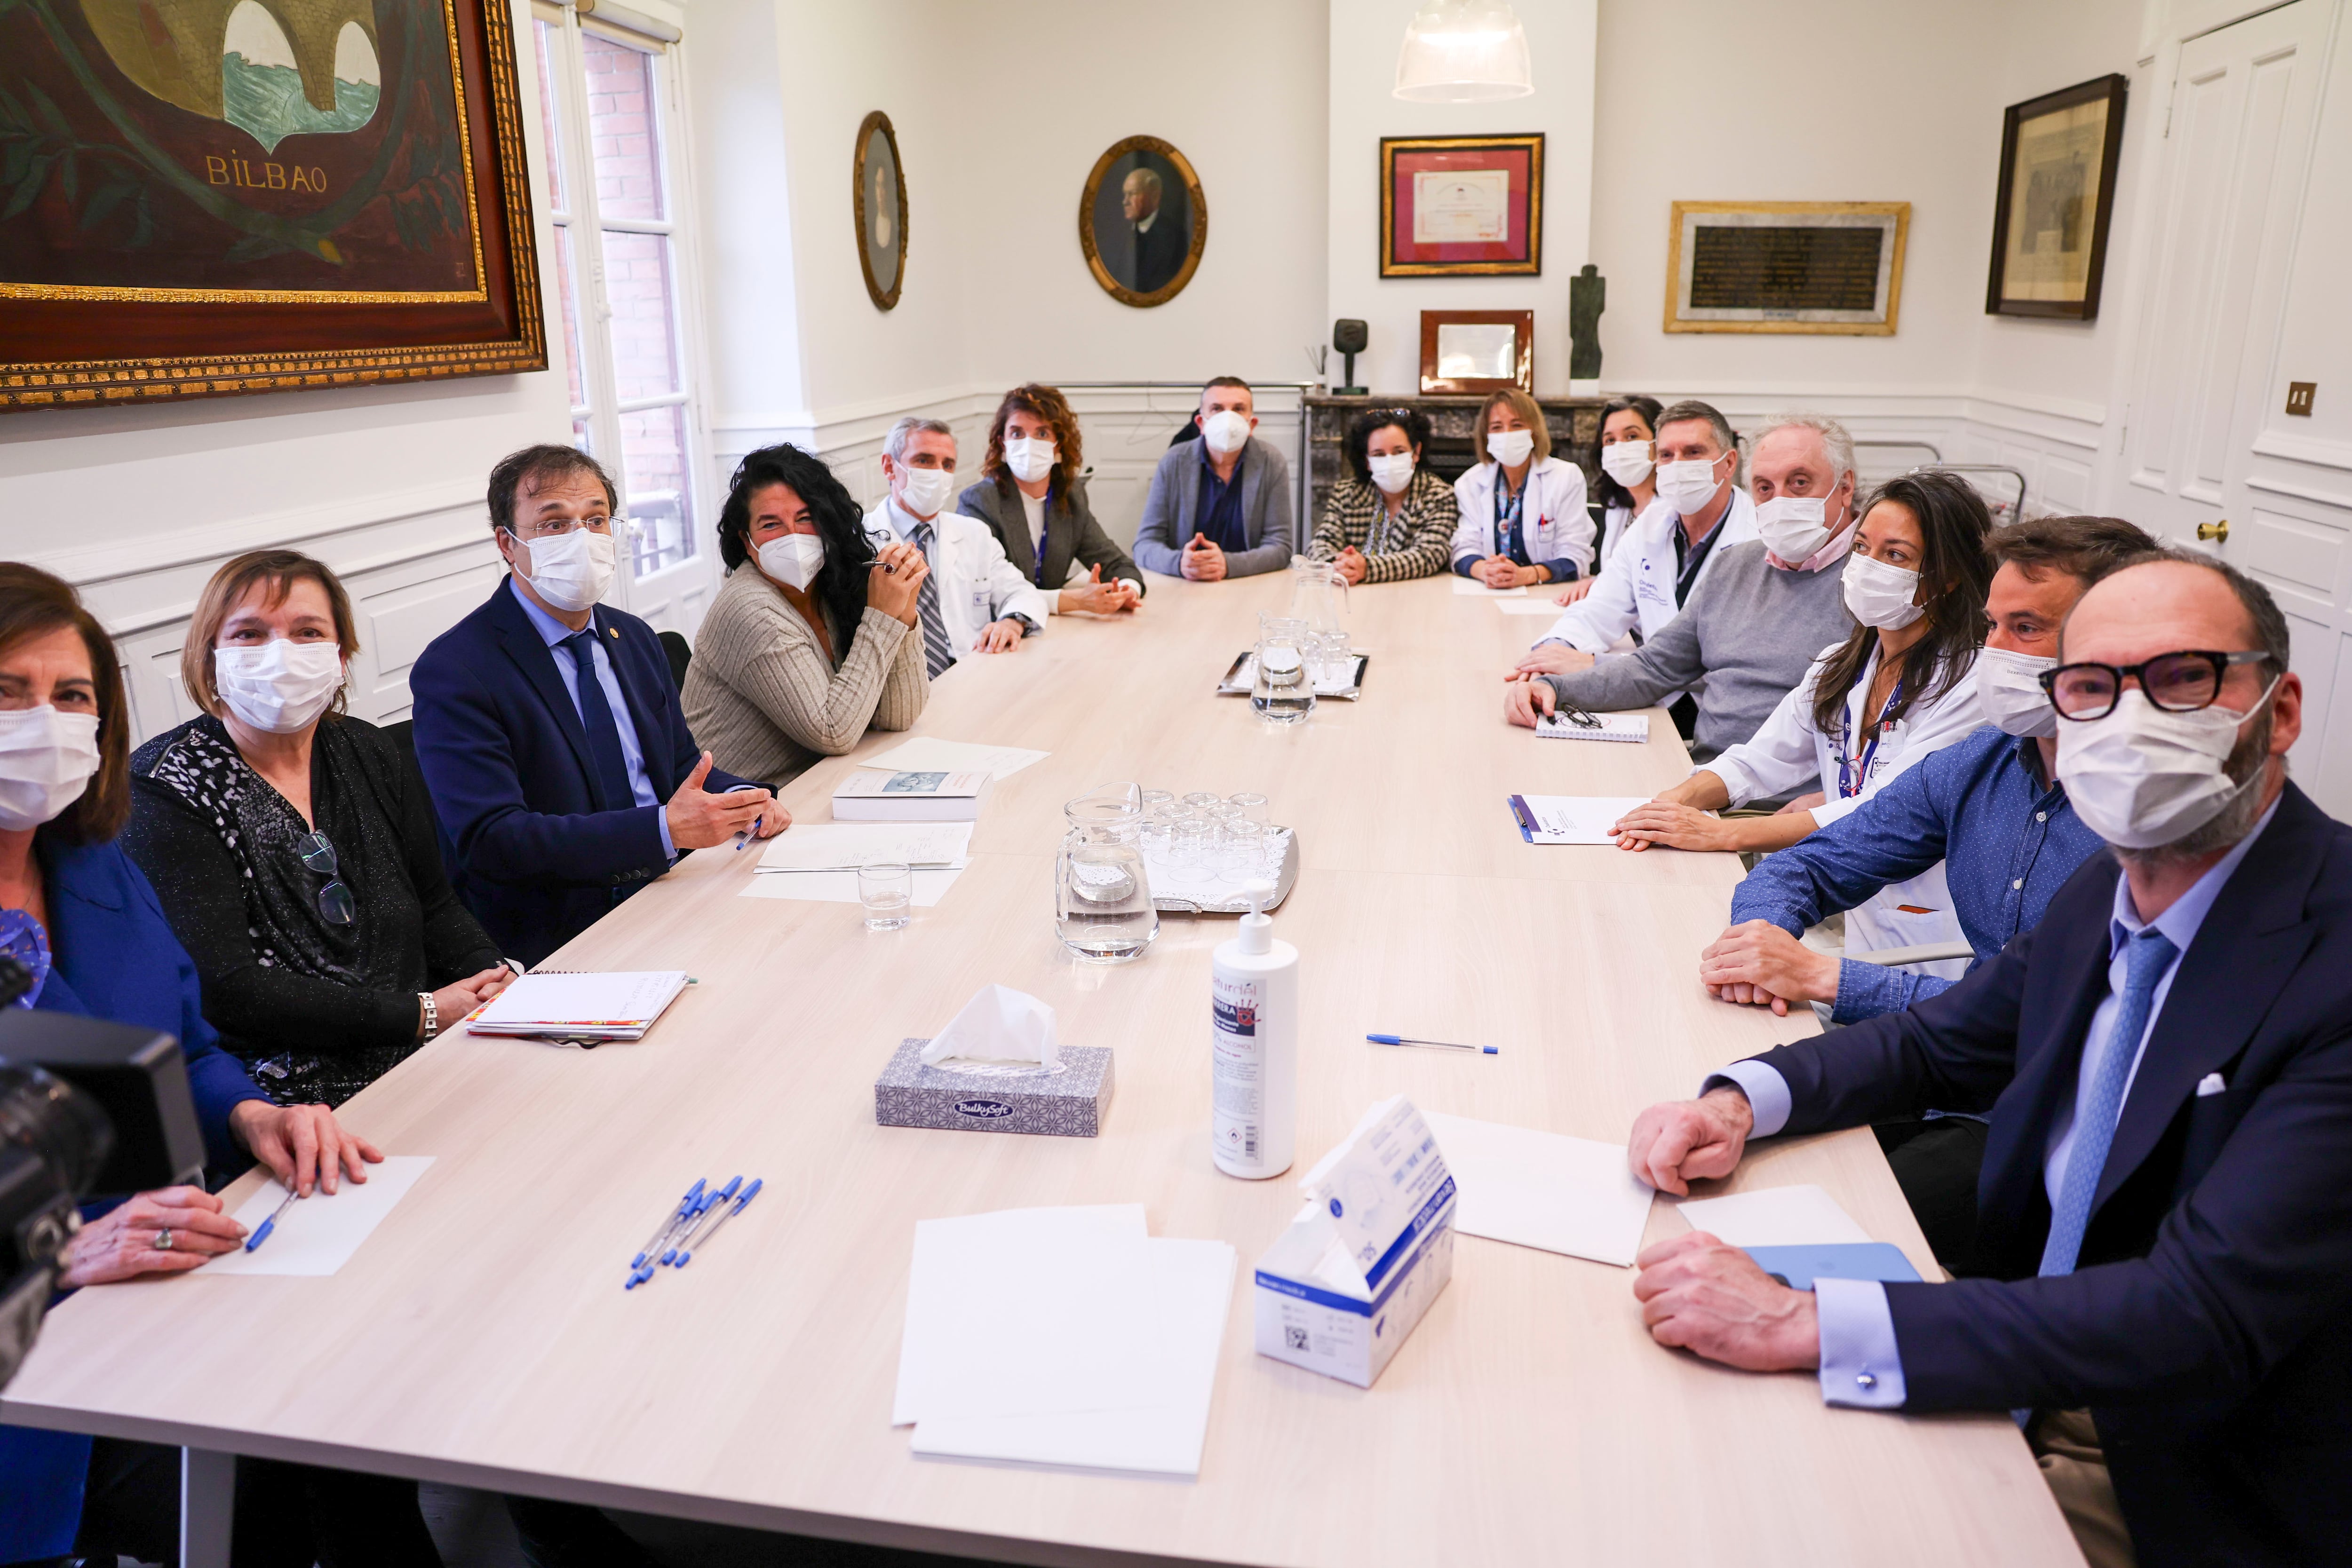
[1055,784,1157,963]
[1227,792,1268,812]
[1168,813,1214,879]
[858,863,913,930]
[1181,791,1221,810]
[1140,789,1175,811]
[1215,819,1263,878]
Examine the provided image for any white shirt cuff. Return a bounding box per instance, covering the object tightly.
[1701,1060,1792,1139]
[1816,1278,1907,1409]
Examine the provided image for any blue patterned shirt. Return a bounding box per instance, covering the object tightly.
[1730,726,2107,1023]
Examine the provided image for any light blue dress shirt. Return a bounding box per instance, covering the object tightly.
[510,582,675,859]
[1707,799,2280,1410]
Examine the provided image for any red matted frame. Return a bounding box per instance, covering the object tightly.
[0,0,545,411]
[1380,134,1542,277]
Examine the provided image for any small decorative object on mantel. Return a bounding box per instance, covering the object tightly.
[1986,74,2127,321]
[853,111,908,311]
[1664,201,1908,336]
[1077,135,1206,308]
[1380,134,1543,277]
[1332,319,1368,396]
[1567,265,1604,395]
[1419,309,1532,395]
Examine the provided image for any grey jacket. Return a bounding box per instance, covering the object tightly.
[956,474,1145,597]
[1132,435,1295,578]
[1540,540,1855,774]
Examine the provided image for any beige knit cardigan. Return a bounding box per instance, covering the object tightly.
[682,564,928,787]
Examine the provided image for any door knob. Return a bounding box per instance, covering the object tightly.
[2197,518,2230,543]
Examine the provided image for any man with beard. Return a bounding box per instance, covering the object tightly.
[1620,550,2352,1568]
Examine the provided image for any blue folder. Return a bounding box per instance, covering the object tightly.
[1741,1242,1923,1291]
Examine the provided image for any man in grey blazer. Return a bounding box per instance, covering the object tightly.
[1132,377,1295,580]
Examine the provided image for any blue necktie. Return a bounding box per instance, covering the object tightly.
[560,629,637,813]
[908,521,956,680]
[2040,927,2180,1278]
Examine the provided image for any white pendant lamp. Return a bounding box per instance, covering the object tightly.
[1393,0,1534,103]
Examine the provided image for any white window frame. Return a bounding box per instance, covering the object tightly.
[529,0,718,618]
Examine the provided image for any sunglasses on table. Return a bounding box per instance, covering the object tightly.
[297,831,357,926]
[2038,649,2278,721]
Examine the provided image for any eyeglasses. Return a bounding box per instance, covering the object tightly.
[297,831,357,926]
[2039,649,2278,721]
[505,515,622,539]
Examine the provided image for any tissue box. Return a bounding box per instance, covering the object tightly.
[1253,1209,1454,1388]
[874,1038,1114,1138]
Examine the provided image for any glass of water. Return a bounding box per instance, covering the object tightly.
[858,862,913,930]
[1252,632,1315,725]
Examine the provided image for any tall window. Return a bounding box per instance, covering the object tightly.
[531,5,701,582]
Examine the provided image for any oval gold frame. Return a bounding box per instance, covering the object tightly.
[1077,135,1207,309]
[853,110,909,311]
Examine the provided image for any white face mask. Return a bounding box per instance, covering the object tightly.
[1200,410,1252,455]
[1367,453,1415,495]
[214,640,344,735]
[1841,551,1924,631]
[757,531,826,592]
[1486,428,1535,468]
[1003,437,1057,485]
[894,464,954,518]
[0,705,102,832]
[1656,456,1725,515]
[1975,647,2059,738]
[512,527,617,613]
[1756,492,1839,563]
[2056,683,2276,850]
[1600,441,1654,487]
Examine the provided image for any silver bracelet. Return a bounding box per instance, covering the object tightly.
[420,991,438,1041]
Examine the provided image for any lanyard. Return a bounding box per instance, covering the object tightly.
[1494,473,1529,562]
[1031,488,1051,586]
[1835,670,1905,798]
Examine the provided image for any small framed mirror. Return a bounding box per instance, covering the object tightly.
[1419,309,1533,394]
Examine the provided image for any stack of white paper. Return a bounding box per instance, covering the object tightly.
[200,1156,437,1277]
[894,1204,1237,1477]
[1675,1185,1870,1245]
[858,737,1049,780]
[754,822,974,872]
[1422,1112,1655,1267]
[1510,794,1653,844]
[463,972,687,1040]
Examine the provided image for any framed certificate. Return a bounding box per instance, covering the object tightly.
[1986,74,2128,320]
[1380,134,1543,277]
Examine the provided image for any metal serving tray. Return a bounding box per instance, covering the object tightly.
[1147,827,1300,914]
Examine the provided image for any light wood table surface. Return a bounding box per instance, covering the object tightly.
[5,571,2082,1566]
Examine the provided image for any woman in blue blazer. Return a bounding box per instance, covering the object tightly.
[0,565,384,1563]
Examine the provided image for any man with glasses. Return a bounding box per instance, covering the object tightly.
[1620,549,2352,1568]
[413,445,782,971]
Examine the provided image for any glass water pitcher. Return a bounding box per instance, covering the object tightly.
[1055,783,1158,963]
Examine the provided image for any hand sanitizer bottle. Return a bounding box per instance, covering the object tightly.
[1211,880,1297,1179]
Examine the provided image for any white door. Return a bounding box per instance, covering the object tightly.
[2121,1,2331,550]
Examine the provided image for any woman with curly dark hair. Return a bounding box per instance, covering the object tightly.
[957,382,1145,615]
[682,443,932,785]
[1309,406,1460,583]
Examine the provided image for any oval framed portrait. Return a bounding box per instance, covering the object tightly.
[1078,135,1207,308]
[853,110,908,310]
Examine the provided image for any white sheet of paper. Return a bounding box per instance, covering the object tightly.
[1496,598,1566,616]
[1518,795,1653,844]
[738,866,965,905]
[1422,1113,1654,1267]
[755,822,974,872]
[1453,578,1528,597]
[470,972,683,1028]
[199,1156,436,1277]
[1675,1184,1871,1247]
[858,738,1049,780]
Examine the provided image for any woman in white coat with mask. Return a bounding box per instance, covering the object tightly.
[1606,471,1997,966]
[1450,388,1594,588]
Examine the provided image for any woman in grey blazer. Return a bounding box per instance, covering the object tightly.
[956,383,1145,616]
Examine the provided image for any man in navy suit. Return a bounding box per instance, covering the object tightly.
[1624,551,2351,1568]
[413,446,784,968]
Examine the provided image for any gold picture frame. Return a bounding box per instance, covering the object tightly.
[1077,135,1206,308]
[852,110,907,312]
[1379,133,1543,277]
[1663,201,1909,336]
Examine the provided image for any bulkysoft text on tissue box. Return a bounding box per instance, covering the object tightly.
[1253,1096,1455,1387]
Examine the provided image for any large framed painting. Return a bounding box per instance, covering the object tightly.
[0,0,545,410]
[1380,134,1542,277]
[1986,74,2127,320]
[1078,135,1204,308]
[852,109,905,311]
[1663,201,1908,335]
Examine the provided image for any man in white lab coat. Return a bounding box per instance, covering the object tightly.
[862,417,1050,680]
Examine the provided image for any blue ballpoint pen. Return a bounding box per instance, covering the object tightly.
[243,1188,300,1252]
[660,1177,739,1266]
[631,1179,706,1270]
[1367,1032,1498,1056]
[734,816,763,851]
[672,1178,761,1268]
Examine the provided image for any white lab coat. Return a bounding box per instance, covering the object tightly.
[863,498,1051,656]
[1450,456,1593,579]
[1707,641,1986,974]
[1595,501,1637,572]
[1537,489,1758,656]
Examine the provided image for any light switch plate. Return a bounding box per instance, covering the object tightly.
[2286,381,2316,417]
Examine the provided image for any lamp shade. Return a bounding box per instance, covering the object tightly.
[1393,0,1534,103]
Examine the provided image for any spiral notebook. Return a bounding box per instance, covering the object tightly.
[1536,712,1649,744]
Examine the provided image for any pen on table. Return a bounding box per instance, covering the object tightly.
[630,1179,706,1271]
[1508,795,1539,838]
[734,816,763,852]
[660,1176,740,1266]
[243,1188,301,1252]
[1367,1033,1498,1056]
[671,1178,762,1268]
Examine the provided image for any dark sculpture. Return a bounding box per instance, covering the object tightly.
[1569,263,1605,381]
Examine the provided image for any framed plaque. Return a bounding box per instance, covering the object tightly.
[1418,309,1531,395]
[1380,134,1542,277]
[1986,75,2127,320]
[1,0,546,410]
[853,110,907,311]
[1663,202,1909,335]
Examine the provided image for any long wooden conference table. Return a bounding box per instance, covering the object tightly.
[5,570,2082,1566]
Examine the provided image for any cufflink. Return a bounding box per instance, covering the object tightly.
[1856,1371,1878,1391]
